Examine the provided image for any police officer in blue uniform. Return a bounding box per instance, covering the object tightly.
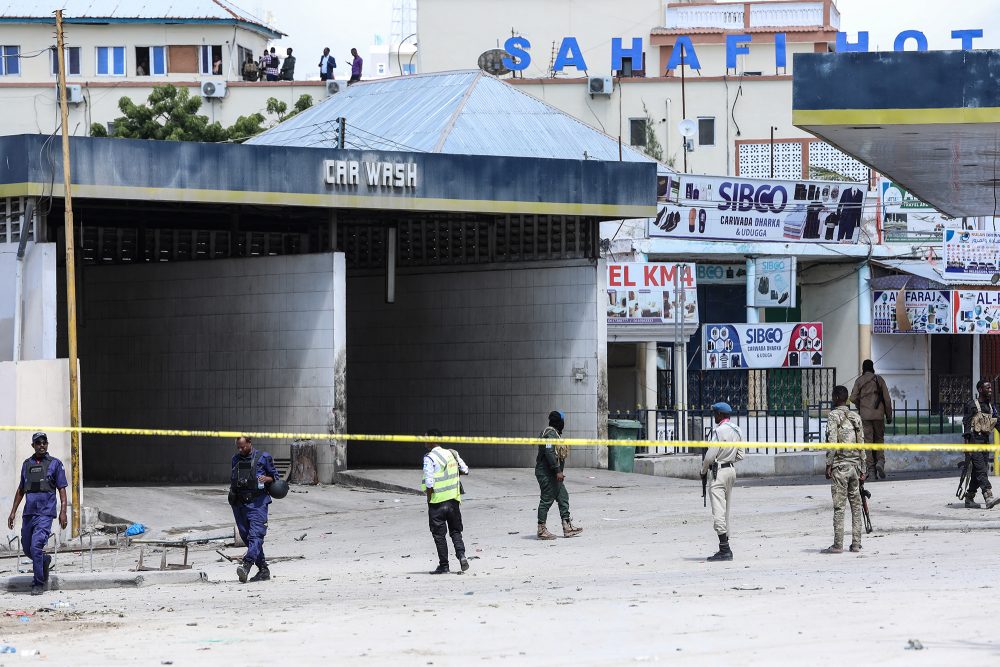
[229,436,279,583]
[7,432,68,595]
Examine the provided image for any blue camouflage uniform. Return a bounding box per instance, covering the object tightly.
[19,455,68,587]
[230,449,278,568]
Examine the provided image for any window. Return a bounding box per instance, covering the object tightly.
[96,46,126,76]
[401,63,416,75]
[376,63,386,75]
[236,44,254,70]
[616,54,645,78]
[1,45,20,76]
[134,46,167,75]
[698,117,715,146]
[200,45,223,75]
[629,118,647,147]
[51,47,81,76]
[168,45,199,74]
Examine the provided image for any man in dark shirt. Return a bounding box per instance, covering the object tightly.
[229,436,279,582]
[961,380,1000,509]
[535,410,583,539]
[279,48,295,81]
[7,432,68,595]
[348,47,363,84]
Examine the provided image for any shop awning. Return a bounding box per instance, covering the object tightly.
[793,50,1000,218]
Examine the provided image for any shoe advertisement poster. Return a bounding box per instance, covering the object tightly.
[648,174,862,244]
[752,257,796,308]
[702,323,823,369]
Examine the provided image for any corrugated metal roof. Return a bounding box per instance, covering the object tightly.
[0,0,280,35]
[247,70,658,164]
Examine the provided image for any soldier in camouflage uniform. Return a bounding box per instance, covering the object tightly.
[823,385,867,554]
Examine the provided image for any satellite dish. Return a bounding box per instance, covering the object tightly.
[478,48,512,76]
[678,119,697,138]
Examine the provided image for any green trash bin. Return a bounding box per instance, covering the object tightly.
[607,419,642,473]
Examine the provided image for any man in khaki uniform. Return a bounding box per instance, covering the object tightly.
[701,402,744,562]
[824,385,867,554]
[849,359,892,479]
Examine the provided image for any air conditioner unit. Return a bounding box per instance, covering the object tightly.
[55,84,84,105]
[325,80,341,96]
[200,80,227,98]
[588,76,613,96]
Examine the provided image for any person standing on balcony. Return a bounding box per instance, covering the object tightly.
[823,386,866,554]
[701,402,744,562]
[961,380,1000,509]
[347,47,363,85]
[849,359,893,479]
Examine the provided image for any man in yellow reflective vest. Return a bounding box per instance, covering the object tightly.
[422,429,470,574]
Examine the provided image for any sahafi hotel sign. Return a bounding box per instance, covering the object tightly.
[498,29,987,75]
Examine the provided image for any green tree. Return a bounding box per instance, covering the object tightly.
[91,85,314,143]
[640,102,664,162]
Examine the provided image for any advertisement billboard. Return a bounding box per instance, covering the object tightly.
[752,257,796,308]
[943,230,1000,283]
[702,322,824,370]
[871,289,953,334]
[648,175,863,244]
[606,262,698,325]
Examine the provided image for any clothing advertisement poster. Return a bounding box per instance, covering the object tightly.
[647,175,861,244]
[943,230,1000,283]
[702,322,823,370]
[752,257,796,308]
[607,262,698,325]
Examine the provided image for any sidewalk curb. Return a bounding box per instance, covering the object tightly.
[2,570,207,592]
[335,471,421,496]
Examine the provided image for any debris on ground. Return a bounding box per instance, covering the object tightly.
[906,639,925,650]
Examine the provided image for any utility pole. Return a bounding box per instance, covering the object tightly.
[770,125,777,178]
[55,9,82,538]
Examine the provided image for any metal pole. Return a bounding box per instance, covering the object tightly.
[770,126,775,178]
[55,10,82,538]
[680,50,687,174]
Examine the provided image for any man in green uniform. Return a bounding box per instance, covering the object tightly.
[536,410,583,540]
[823,385,867,554]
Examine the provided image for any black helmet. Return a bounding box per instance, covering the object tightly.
[267,478,289,499]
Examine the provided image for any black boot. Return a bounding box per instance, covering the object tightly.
[707,533,733,562]
[965,492,982,509]
[430,563,449,575]
[249,561,270,582]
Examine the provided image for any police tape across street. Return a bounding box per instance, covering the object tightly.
[0,424,996,453]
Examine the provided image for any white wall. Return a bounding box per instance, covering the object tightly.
[418,0,664,76]
[346,262,603,468]
[78,253,346,482]
[800,264,860,388]
[0,359,78,544]
[872,333,929,407]
[0,242,58,363]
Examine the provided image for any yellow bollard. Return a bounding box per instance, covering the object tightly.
[995,430,1000,476]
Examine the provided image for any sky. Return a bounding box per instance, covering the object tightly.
[250,0,1000,79]
[248,0,394,79]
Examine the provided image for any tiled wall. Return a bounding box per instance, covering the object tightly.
[346,261,602,468]
[80,254,345,482]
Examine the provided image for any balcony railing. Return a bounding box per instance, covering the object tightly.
[665,1,835,31]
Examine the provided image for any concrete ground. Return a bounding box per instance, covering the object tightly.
[0,468,997,665]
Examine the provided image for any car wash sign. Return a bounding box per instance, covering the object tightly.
[607,262,698,325]
[703,323,823,370]
[324,159,417,189]
[648,175,863,244]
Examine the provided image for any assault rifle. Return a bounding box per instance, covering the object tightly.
[956,453,972,499]
[860,477,873,534]
[701,472,707,507]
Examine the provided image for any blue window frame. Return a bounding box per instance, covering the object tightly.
[51,47,82,76]
[1,45,20,76]
[151,46,166,75]
[96,46,126,76]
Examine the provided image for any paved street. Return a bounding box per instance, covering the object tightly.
[1,467,997,665]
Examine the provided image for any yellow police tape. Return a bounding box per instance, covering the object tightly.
[0,424,993,453]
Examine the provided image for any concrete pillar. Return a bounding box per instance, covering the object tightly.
[644,341,658,409]
[745,257,759,323]
[858,262,872,366]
